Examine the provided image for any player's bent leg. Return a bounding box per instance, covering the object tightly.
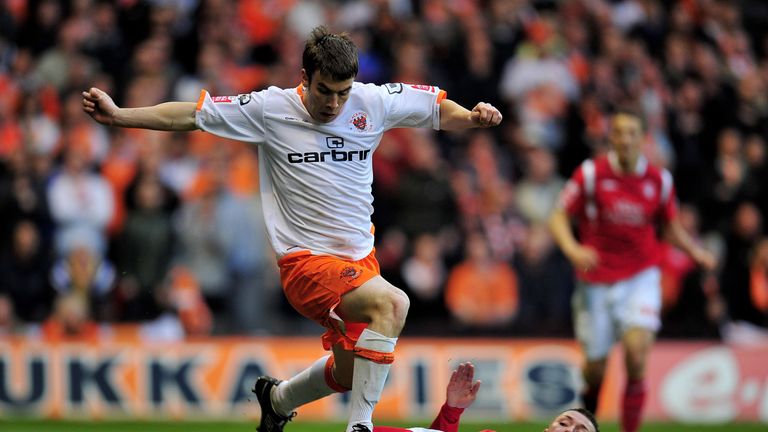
[615,268,661,432]
[336,275,410,337]
[269,353,351,418]
[331,344,356,389]
[582,358,607,415]
[620,327,655,432]
[252,376,296,432]
[622,327,654,379]
[335,276,408,432]
[572,281,613,415]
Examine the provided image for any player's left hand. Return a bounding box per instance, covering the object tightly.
[470,102,502,128]
[446,362,481,409]
[692,247,718,272]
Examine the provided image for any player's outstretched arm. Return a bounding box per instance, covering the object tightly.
[82,87,198,131]
[445,362,481,409]
[549,208,600,272]
[426,362,481,432]
[439,99,502,131]
[664,217,717,271]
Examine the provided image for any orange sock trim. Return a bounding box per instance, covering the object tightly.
[324,356,350,392]
[354,347,395,364]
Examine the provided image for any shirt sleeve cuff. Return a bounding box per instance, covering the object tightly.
[440,403,464,423]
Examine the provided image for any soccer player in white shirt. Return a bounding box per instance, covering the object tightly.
[82,26,502,432]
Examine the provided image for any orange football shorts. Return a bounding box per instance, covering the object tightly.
[278,249,380,351]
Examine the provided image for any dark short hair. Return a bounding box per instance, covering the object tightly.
[610,106,646,131]
[564,408,600,432]
[302,26,358,83]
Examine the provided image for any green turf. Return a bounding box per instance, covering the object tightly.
[0,421,765,432]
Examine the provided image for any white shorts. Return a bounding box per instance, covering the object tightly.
[572,266,661,360]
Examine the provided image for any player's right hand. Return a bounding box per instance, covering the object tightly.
[566,244,600,272]
[469,102,502,128]
[82,87,119,126]
[446,362,481,409]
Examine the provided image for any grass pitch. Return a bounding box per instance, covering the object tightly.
[0,421,765,432]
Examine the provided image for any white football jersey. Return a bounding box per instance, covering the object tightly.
[195,82,445,260]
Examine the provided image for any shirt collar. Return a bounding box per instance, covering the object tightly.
[608,151,647,176]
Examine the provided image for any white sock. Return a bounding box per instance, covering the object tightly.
[346,328,397,432]
[271,355,340,416]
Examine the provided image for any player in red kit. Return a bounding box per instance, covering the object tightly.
[374,362,599,432]
[548,109,716,432]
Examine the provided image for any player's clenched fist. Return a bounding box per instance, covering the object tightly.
[470,102,502,128]
[82,87,119,126]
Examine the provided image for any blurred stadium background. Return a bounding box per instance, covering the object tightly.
[0,0,767,430]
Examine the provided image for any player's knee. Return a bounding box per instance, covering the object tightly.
[370,290,409,328]
[391,289,409,323]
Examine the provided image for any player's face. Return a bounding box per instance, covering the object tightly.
[301,69,354,123]
[544,410,596,432]
[609,113,643,168]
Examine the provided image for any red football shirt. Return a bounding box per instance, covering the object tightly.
[558,153,677,283]
[373,404,464,432]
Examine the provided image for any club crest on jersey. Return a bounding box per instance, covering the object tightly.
[238,93,251,105]
[642,181,656,200]
[600,179,618,191]
[349,111,372,132]
[340,266,363,282]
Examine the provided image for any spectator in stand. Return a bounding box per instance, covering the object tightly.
[743,134,767,216]
[456,131,520,262]
[448,14,502,111]
[115,172,176,321]
[47,145,114,258]
[701,128,748,234]
[32,19,96,92]
[514,224,573,337]
[500,15,578,152]
[721,202,764,326]
[40,293,100,343]
[50,242,115,322]
[0,294,14,334]
[174,154,269,333]
[445,231,518,331]
[668,76,708,203]
[16,0,62,56]
[0,149,53,253]
[0,220,53,323]
[159,132,200,197]
[750,238,768,327]
[515,148,565,224]
[394,130,458,239]
[400,233,448,330]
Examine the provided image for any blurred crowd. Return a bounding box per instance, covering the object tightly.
[0,0,767,343]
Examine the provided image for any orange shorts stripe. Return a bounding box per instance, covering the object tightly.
[278,249,380,351]
[354,347,395,364]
